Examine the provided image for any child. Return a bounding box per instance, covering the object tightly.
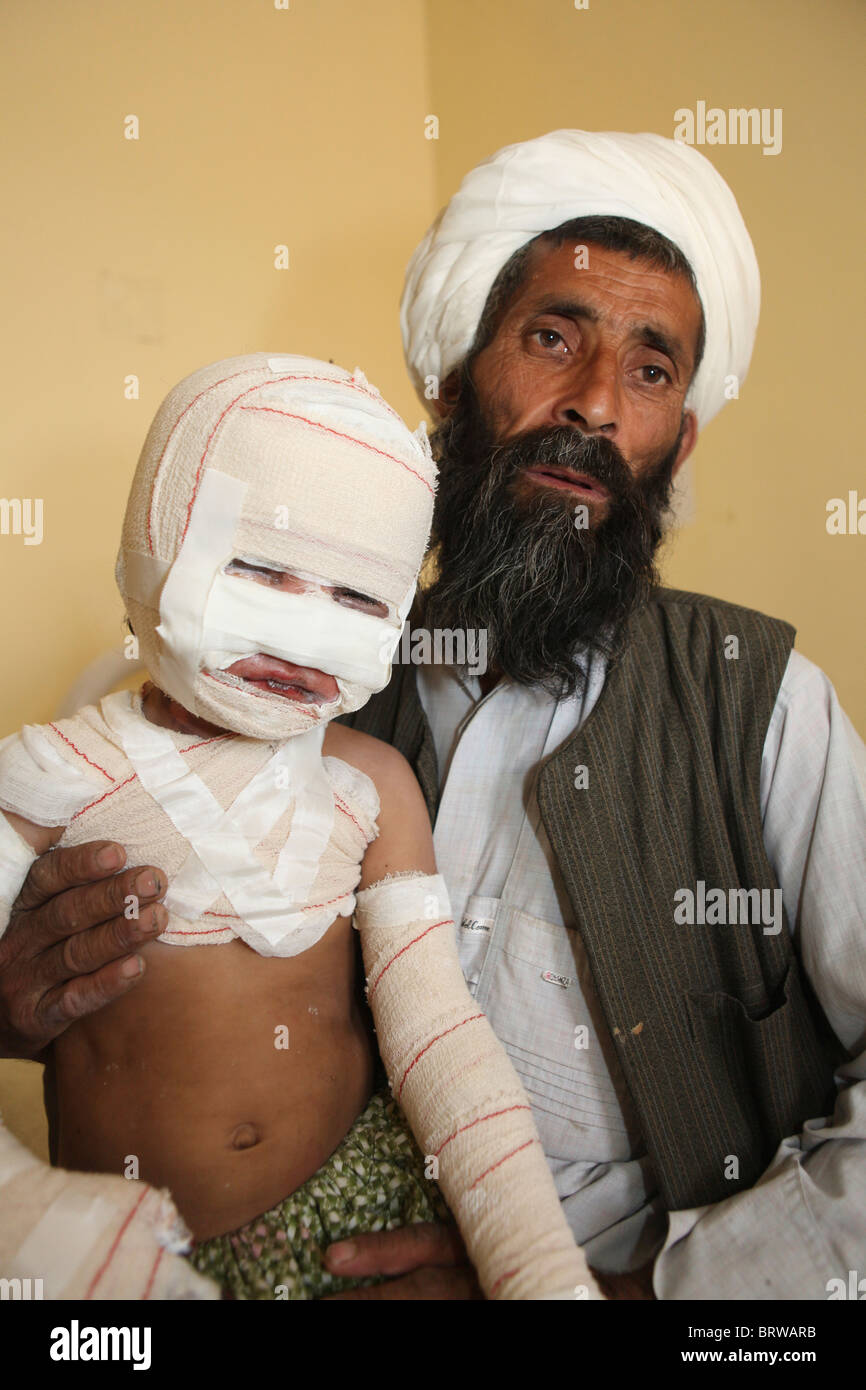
[0,354,600,1300]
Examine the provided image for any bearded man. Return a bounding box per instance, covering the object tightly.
[1,131,864,1301]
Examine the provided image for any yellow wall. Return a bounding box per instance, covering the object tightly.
[0,0,863,1148]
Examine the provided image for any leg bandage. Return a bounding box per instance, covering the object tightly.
[354,873,602,1300]
[0,1122,219,1299]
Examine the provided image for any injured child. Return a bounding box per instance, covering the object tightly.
[0,354,601,1301]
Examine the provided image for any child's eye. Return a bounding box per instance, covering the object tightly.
[224,558,284,586]
[331,588,388,618]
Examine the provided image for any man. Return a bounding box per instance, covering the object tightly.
[1,131,864,1300]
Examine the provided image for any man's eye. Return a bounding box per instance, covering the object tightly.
[639,364,671,385]
[532,329,567,351]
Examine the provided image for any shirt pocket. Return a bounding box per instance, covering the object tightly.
[474,901,639,1163]
[683,959,841,1189]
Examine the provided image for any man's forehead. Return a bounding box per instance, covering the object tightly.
[517,238,701,326]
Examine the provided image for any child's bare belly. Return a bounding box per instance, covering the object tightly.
[48,916,376,1240]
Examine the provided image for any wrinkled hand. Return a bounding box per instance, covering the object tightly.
[0,840,167,1059]
[322,1222,483,1300]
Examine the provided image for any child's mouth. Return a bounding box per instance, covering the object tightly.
[220,655,339,706]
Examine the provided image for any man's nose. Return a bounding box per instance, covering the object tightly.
[550,354,618,435]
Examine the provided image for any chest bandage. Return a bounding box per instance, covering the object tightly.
[116,354,436,742]
[99,691,340,956]
[354,871,603,1300]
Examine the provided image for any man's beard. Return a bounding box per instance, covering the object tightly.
[423,381,683,698]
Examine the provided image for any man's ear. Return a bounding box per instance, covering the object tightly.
[429,368,462,420]
[671,408,699,479]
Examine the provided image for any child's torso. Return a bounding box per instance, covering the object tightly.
[34,693,381,1239]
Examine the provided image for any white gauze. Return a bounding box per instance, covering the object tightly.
[117,354,437,741]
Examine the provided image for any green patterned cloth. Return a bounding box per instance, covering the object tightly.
[187,1088,450,1300]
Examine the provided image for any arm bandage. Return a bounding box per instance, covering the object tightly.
[354,872,602,1300]
[0,810,38,938]
[0,1122,219,1299]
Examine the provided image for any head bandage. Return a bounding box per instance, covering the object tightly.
[401,129,761,430]
[117,355,436,740]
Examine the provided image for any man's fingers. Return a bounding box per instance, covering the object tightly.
[19,862,167,955]
[12,841,128,912]
[35,950,150,1033]
[0,907,162,1057]
[324,1222,468,1279]
[322,1265,482,1301]
[45,902,167,984]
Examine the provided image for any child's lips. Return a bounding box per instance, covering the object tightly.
[223,655,339,705]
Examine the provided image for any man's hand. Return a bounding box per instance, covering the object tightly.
[589,1261,656,1300]
[0,840,167,1059]
[322,1222,483,1300]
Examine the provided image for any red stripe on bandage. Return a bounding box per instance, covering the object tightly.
[70,774,137,822]
[85,1187,150,1298]
[182,733,233,752]
[142,1247,163,1299]
[433,1104,531,1158]
[47,726,113,781]
[369,920,452,1001]
[488,1267,520,1298]
[397,1013,484,1099]
[167,925,235,936]
[237,405,434,495]
[178,374,317,546]
[146,367,260,553]
[469,1138,536,1191]
[335,796,365,835]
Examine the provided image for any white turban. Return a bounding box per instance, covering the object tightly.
[401,129,761,430]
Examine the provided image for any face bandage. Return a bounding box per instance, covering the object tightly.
[354,872,603,1300]
[0,1121,219,1300]
[117,354,436,741]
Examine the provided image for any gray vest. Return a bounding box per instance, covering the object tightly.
[340,588,845,1210]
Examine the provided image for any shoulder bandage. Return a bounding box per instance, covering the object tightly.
[0,809,38,938]
[0,1122,218,1299]
[354,872,603,1300]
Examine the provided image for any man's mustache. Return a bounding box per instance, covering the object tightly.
[487,424,634,500]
